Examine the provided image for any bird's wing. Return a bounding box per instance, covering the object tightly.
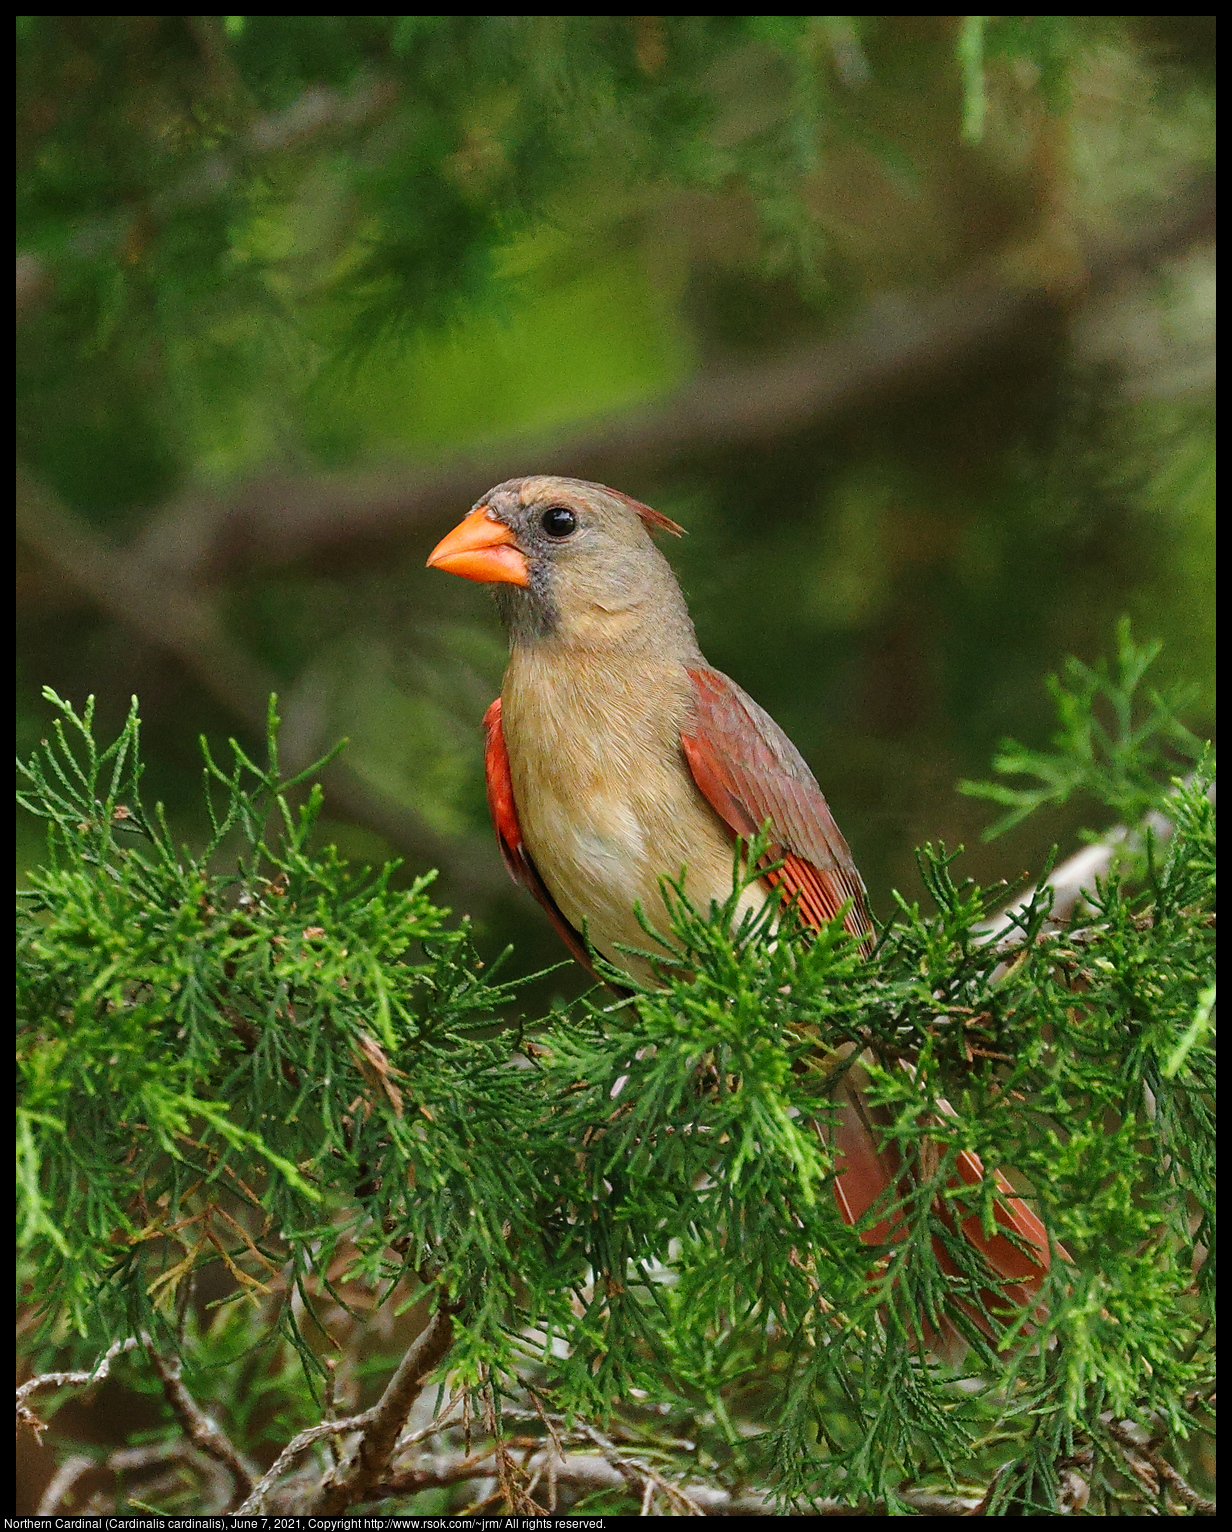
[483,699,602,980]
[681,666,872,949]
[681,668,1053,1308]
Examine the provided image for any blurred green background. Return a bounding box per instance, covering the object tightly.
[16,16,1215,1010]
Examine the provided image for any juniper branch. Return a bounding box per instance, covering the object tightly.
[307,1295,463,1515]
[16,1337,141,1442]
[144,1339,259,1503]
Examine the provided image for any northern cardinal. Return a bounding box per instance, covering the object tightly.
[428,475,1053,1325]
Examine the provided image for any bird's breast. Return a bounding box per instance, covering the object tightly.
[527,785,650,910]
[501,649,761,978]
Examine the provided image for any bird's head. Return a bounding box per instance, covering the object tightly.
[427,475,697,653]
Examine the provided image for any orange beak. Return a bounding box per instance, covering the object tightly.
[426,507,530,587]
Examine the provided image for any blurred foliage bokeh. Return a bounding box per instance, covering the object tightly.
[17,13,1215,1003]
[13,15,1218,1515]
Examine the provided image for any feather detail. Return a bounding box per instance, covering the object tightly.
[483,698,601,979]
[828,1061,1053,1317]
[679,667,1052,1303]
[829,1066,1051,1347]
[681,666,872,950]
[497,645,761,982]
[608,487,686,538]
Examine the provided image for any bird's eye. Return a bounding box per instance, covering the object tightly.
[540,506,578,538]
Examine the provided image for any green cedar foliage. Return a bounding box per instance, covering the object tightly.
[17,16,1129,492]
[16,632,1214,1515]
[959,618,1206,839]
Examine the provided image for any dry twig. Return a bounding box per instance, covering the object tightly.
[144,1338,260,1503]
[16,1336,141,1442]
[1104,1417,1216,1516]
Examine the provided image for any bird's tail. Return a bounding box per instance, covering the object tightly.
[825,1059,1054,1355]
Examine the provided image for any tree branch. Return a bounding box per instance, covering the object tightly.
[308,1295,462,1515]
[16,1336,140,1442]
[144,1339,260,1504]
[123,177,1215,585]
[35,1455,96,1517]
[1104,1417,1216,1516]
[371,1404,986,1515]
[37,1441,235,1517]
[15,467,507,898]
[376,1447,772,1513]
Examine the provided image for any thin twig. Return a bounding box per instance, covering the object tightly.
[233,1407,380,1514]
[111,1441,234,1515]
[375,1449,770,1514]
[36,1455,96,1516]
[1104,1418,1216,1515]
[144,1338,260,1504]
[34,1391,237,1515]
[371,1443,991,1516]
[576,1420,706,1516]
[392,1394,467,1454]
[16,1336,141,1440]
[235,1310,466,1511]
[307,1294,462,1515]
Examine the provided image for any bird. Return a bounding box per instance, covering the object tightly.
[427,474,1053,1329]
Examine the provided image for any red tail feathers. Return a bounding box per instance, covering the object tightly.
[827,1063,1054,1353]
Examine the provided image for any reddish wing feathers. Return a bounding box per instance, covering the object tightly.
[837,1084,1052,1314]
[952,1132,1054,1290]
[483,679,1052,1308]
[483,699,601,980]
[681,667,872,950]
[679,666,1052,1301]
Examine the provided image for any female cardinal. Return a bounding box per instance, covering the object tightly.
[428,475,1053,1318]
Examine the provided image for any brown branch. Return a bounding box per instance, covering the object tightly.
[15,467,507,898]
[1104,1418,1216,1516]
[375,1447,990,1515]
[237,1390,467,1516]
[125,177,1215,585]
[36,1441,235,1516]
[16,1336,141,1441]
[373,1407,981,1516]
[376,1448,773,1513]
[235,1409,379,1515]
[307,1294,462,1515]
[144,1339,260,1504]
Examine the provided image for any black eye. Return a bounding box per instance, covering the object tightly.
[541,506,578,538]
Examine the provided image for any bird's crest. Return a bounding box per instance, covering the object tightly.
[610,489,685,538]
